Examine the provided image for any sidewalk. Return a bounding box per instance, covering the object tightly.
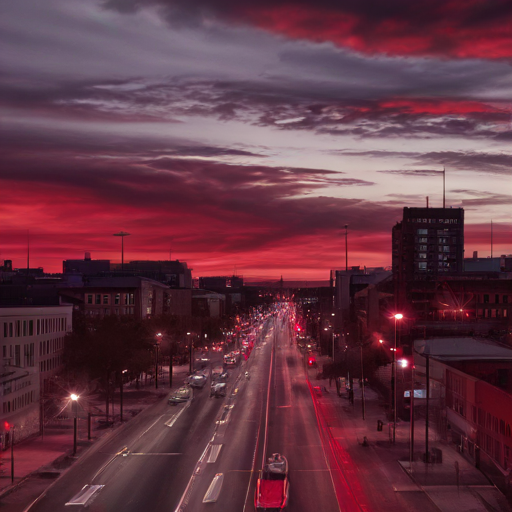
[310,353,512,512]
[0,365,190,500]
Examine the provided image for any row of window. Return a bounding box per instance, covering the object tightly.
[2,390,35,414]
[1,377,32,397]
[410,218,460,224]
[477,309,509,319]
[417,229,459,236]
[418,262,454,271]
[40,337,64,357]
[85,308,135,316]
[40,354,63,373]
[480,294,509,304]
[2,317,68,338]
[2,342,35,367]
[86,293,135,306]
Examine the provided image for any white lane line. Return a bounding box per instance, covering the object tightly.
[165,399,191,427]
[91,447,128,481]
[129,452,182,456]
[174,435,215,512]
[202,473,224,503]
[65,485,104,506]
[207,444,222,463]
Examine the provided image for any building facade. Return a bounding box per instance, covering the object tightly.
[0,305,72,446]
[392,207,464,312]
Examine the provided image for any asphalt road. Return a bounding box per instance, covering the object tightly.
[27,312,341,512]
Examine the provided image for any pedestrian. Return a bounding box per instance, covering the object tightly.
[329,376,333,388]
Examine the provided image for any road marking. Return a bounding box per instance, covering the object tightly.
[65,485,104,506]
[165,400,191,427]
[91,447,128,481]
[202,473,224,503]
[129,452,182,456]
[207,444,223,463]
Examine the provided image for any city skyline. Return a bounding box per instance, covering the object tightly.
[1,0,511,279]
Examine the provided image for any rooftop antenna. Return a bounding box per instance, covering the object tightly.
[443,167,446,208]
[426,196,429,208]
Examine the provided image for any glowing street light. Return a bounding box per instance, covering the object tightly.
[392,313,403,444]
[70,394,79,455]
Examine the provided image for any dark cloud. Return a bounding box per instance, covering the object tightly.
[418,151,512,176]
[103,0,512,59]
[451,190,512,207]
[0,141,382,261]
[378,169,443,177]
[3,71,509,141]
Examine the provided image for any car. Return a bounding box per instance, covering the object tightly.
[187,373,208,389]
[255,453,289,510]
[210,382,227,398]
[307,356,317,368]
[168,386,192,405]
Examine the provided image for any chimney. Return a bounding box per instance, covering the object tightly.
[85,252,91,261]
[473,251,478,259]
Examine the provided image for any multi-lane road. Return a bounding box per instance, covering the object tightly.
[28,312,341,512]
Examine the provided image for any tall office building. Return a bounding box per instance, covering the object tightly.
[392,207,464,310]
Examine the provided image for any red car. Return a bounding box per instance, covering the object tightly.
[255,454,289,510]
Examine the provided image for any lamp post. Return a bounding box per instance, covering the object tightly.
[187,332,193,374]
[393,313,403,444]
[410,361,415,472]
[70,394,79,455]
[119,369,127,421]
[10,425,15,483]
[155,333,162,389]
[113,231,130,272]
[360,343,366,420]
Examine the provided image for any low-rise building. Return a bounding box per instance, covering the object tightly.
[0,305,72,446]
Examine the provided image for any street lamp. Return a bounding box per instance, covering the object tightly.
[392,313,403,444]
[187,332,193,374]
[119,369,128,421]
[70,394,79,455]
[113,231,130,272]
[155,333,162,389]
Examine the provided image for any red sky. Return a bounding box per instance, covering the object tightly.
[1,0,511,278]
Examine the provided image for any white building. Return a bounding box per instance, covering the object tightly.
[0,305,72,446]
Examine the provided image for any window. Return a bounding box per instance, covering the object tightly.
[95,294,101,305]
[419,245,427,251]
[495,295,499,304]
[483,294,489,303]
[443,246,450,253]
[418,262,427,270]
[129,293,135,305]
[418,237,427,243]
[29,320,33,336]
[417,229,428,235]
[418,253,427,259]
[103,294,109,305]
[87,294,93,304]
[115,293,120,305]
